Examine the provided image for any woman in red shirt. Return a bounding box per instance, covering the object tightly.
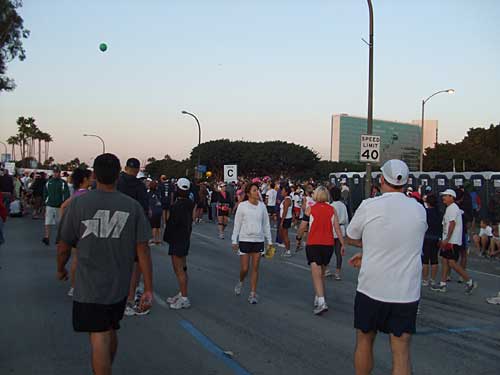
[305,186,345,315]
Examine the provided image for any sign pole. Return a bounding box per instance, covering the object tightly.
[365,0,375,198]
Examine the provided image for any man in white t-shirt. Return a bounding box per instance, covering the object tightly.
[346,159,427,375]
[265,183,278,223]
[430,189,477,294]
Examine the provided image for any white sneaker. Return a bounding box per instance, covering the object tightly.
[334,273,341,281]
[167,292,181,304]
[248,294,258,304]
[422,280,429,287]
[124,302,136,316]
[486,296,500,305]
[314,296,319,308]
[277,243,286,248]
[283,250,292,257]
[170,297,191,310]
[324,269,333,277]
[430,279,436,287]
[234,282,242,296]
[67,287,74,297]
[314,303,328,315]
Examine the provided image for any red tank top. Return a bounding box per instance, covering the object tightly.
[307,202,335,246]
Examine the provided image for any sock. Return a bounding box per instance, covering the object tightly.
[180,296,188,302]
[317,297,325,305]
[467,279,473,286]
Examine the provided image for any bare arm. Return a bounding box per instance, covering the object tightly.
[333,215,345,248]
[56,241,72,280]
[347,236,363,248]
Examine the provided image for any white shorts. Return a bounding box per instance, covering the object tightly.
[45,206,61,226]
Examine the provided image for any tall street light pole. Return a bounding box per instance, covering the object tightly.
[83,134,106,154]
[181,111,202,179]
[364,0,374,198]
[420,89,454,171]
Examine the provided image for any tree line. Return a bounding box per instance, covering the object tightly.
[424,123,500,171]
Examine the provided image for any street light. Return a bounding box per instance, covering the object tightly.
[83,134,106,154]
[181,111,202,179]
[420,89,454,171]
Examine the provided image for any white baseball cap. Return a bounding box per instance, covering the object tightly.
[176,178,191,191]
[380,159,409,186]
[439,189,456,198]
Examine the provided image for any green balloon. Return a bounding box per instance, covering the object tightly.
[99,43,108,52]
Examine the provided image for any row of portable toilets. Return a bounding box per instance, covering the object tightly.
[329,171,500,218]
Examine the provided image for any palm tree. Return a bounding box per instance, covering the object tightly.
[7,135,20,161]
[16,116,30,161]
[34,129,44,163]
[26,117,39,159]
[41,132,53,163]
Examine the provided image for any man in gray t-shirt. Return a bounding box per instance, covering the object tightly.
[57,153,153,374]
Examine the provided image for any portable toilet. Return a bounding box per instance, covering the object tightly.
[488,173,500,218]
[451,174,466,189]
[407,173,418,190]
[350,173,364,212]
[470,173,488,219]
[328,173,338,186]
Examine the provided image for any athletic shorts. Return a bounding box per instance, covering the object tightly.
[306,245,334,266]
[150,213,162,229]
[45,206,60,226]
[73,298,127,332]
[422,239,439,265]
[281,218,292,229]
[169,241,190,257]
[217,209,230,217]
[354,292,418,337]
[439,244,461,261]
[301,214,310,223]
[267,206,276,215]
[239,241,264,255]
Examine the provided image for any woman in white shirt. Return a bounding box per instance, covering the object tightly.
[279,185,294,257]
[328,186,349,280]
[232,183,273,304]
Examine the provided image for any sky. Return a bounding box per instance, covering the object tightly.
[1,0,499,166]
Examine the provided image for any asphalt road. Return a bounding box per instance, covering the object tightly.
[1,215,499,375]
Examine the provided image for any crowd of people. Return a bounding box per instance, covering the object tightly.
[1,157,500,375]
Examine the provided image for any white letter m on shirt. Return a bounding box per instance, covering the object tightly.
[82,210,130,239]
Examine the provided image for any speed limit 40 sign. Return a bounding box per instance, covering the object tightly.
[360,134,381,163]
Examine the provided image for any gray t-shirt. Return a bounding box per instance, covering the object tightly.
[58,189,151,304]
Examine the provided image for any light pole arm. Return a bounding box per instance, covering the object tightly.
[423,90,453,104]
[182,111,202,146]
[84,134,106,154]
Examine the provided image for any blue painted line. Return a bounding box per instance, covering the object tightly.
[417,324,499,336]
[180,320,251,375]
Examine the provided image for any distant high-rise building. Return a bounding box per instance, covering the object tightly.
[330,114,422,171]
[411,119,439,151]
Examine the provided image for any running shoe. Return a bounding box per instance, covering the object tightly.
[132,304,151,316]
[422,280,429,287]
[167,292,181,304]
[124,302,136,316]
[465,280,477,295]
[42,237,49,246]
[234,282,242,296]
[334,273,342,281]
[313,303,328,315]
[67,287,74,297]
[282,250,292,257]
[218,232,225,240]
[170,297,191,310]
[431,284,447,293]
[430,279,436,287]
[277,243,286,248]
[486,292,500,305]
[248,294,258,304]
[446,275,452,282]
[457,277,464,284]
[324,269,333,277]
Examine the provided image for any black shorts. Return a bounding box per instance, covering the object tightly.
[267,206,276,215]
[439,244,461,261]
[281,218,292,229]
[217,209,230,217]
[301,214,310,223]
[239,241,264,254]
[306,245,334,266]
[73,298,127,333]
[169,241,190,257]
[150,213,162,229]
[422,239,439,265]
[354,292,418,337]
